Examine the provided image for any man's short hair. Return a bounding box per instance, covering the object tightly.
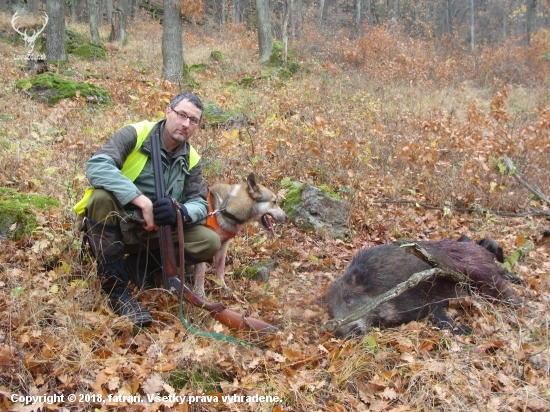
[170,92,203,113]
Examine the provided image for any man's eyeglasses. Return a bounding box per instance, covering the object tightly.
[171,108,200,126]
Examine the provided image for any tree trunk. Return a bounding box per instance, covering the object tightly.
[119,0,129,38]
[295,0,302,37]
[445,0,452,35]
[319,0,325,28]
[106,0,113,26]
[46,0,67,62]
[98,0,105,23]
[28,0,39,15]
[356,0,362,37]
[129,0,138,20]
[366,0,372,27]
[526,0,536,45]
[255,0,273,63]
[232,0,240,24]
[470,0,475,51]
[162,0,184,82]
[89,0,101,44]
[74,0,86,22]
[110,9,121,41]
[282,0,289,63]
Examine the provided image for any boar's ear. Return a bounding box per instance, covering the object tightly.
[477,238,504,263]
[349,269,369,292]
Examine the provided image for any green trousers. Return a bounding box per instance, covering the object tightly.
[83,189,220,261]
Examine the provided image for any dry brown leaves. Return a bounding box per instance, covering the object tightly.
[1,15,549,412]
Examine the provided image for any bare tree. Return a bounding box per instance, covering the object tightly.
[162,0,184,82]
[28,0,39,15]
[46,0,67,62]
[356,0,362,37]
[106,0,113,25]
[89,0,101,44]
[470,0,474,50]
[526,0,536,45]
[255,0,273,63]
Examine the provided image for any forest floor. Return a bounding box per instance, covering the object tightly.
[0,11,549,412]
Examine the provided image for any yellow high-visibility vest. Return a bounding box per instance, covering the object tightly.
[73,120,200,215]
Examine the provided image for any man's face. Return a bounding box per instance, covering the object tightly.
[163,99,202,149]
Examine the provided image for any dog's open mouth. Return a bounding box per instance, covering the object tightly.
[261,214,276,236]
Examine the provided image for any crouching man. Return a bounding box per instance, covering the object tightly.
[74,92,221,326]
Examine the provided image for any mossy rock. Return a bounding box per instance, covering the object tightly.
[239,76,255,88]
[16,72,111,105]
[0,187,59,240]
[233,260,276,282]
[280,178,351,240]
[66,29,87,53]
[202,102,247,128]
[210,50,225,61]
[267,40,301,76]
[181,63,200,88]
[73,43,107,60]
[189,63,208,73]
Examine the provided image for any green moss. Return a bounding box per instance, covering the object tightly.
[222,81,240,88]
[16,72,111,105]
[210,50,225,61]
[233,266,260,279]
[0,187,59,240]
[266,40,301,76]
[239,76,255,87]
[168,368,225,392]
[189,63,207,73]
[202,102,243,127]
[66,29,87,53]
[317,185,343,200]
[280,177,305,218]
[0,188,59,210]
[73,43,107,60]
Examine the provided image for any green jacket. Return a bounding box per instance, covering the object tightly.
[74,120,208,223]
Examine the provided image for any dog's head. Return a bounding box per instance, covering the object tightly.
[247,173,288,235]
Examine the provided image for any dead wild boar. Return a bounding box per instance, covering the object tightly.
[326,239,521,338]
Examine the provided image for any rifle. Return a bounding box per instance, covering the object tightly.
[151,129,278,338]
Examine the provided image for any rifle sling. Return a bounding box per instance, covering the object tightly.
[174,197,186,296]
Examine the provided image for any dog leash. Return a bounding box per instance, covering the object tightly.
[205,191,246,224]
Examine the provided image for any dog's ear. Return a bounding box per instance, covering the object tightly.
[247,173,263,200]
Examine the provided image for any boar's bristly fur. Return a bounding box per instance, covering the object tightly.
[326,239,522,338]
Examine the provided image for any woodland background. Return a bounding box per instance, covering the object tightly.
[0,0,550,411]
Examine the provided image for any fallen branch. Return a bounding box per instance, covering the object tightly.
[322,267,440,333]
[373,199,550,217]
[503,155,550,207]
[322,241,471,333]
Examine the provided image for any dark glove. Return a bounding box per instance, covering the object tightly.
[153,198,177,226]
[153,198,191,226]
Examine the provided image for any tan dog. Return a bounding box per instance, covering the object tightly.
[192,173,288,296]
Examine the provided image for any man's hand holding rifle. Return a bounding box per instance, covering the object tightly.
[151,113,278,340]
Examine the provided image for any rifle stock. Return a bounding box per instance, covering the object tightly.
[151,128,277,338]
[181,283,278,335]
[158,242,278,336]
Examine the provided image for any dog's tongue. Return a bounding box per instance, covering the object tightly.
[261,214,275,236]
